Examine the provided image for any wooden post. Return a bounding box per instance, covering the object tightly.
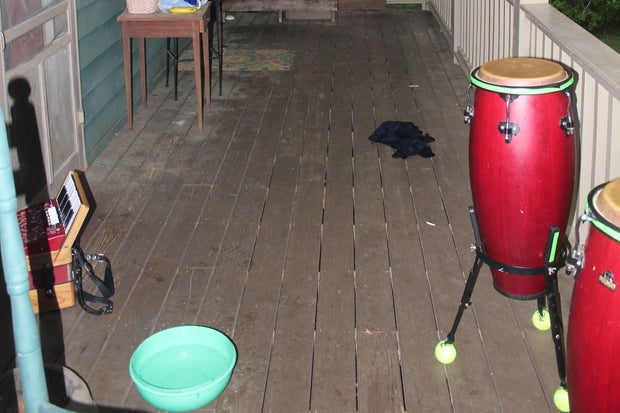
[0,103,49,413]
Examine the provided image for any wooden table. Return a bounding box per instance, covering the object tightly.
[117,5,212,132]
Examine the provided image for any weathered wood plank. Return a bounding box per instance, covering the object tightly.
[311,105,357,412]
[357,331,404,413]
[183,73,295,412]
[219,59,314,410]
[351,14,396,335]
[260,34,331,413]
[262,74,331,413]
[181,76,274,269]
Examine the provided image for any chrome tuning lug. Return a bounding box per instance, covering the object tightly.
[464,83,474,124]
[566,247,584,277]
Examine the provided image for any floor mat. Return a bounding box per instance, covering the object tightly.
[178,49,293,72]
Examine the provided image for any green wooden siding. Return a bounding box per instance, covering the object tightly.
[77,0,168,163]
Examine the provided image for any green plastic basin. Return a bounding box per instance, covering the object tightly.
[129,325,236,412]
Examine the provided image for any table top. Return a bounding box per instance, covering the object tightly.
[117,5,211,22]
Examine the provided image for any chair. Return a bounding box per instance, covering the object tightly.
[165,0,223,100]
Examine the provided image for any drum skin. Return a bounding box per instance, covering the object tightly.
[469,77,575,299]
[567,185,620,412]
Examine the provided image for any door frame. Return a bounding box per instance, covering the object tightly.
[1,0,85,205]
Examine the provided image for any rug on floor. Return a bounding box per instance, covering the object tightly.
[178,49,293,72]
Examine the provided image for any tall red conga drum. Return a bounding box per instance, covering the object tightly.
[468,57,575,299]
[567,179,620,412]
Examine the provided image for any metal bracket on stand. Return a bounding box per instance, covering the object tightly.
[542,226,568,391]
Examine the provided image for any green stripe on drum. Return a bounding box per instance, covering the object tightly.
[586,204,620,243]
[470,68,574,95]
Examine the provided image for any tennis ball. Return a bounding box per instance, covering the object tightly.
[434,340,457,364]
[532,308,551,331]
[553,386,569,412]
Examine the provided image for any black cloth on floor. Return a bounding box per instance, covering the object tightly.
[368,121,435,159]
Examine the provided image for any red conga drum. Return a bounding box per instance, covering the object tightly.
[567,179,620,412]
[468,57,576,299]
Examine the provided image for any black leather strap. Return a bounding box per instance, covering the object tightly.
[72,246,114,315]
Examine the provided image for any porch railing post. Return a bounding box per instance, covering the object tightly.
[452,0,460,63]
[512,0,520,57]
[516,0,548,56]
[0,110,49,412]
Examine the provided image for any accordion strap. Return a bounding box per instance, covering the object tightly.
[72,246,114,315]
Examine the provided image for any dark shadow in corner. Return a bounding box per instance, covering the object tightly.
[0,77,64,409]
[0,361,151,413]
[0,79,125,411]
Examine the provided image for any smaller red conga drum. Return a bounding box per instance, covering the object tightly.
[468,57,576,299]
[567,179,620,412]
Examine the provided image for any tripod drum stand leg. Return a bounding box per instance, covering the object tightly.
[435,207,485,364]
[541,227,569,411]
[435,253,484,364]
[546,266,569,412]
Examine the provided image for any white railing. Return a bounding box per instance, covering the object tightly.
[426,0,620,230]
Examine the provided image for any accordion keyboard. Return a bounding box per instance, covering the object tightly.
[20,170,90,269]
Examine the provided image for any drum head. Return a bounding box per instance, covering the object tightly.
[477,58,568,87]
[594,179,620,227]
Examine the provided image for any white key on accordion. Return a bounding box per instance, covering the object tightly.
[46,205,60,226]
[58,173,82,231]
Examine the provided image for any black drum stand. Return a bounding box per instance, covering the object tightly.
[434,207,570,412]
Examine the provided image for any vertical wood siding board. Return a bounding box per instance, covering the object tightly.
[581,73,598,190]
[77,0,168,162]
[610,98,620,179]
[76,0,125,39]
[594,83,608,185]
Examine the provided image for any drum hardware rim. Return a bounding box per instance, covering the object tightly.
[560,91,575,135]
[566,244,583,277]
[497,122,519,143]
[464,84,474,124]
[568,182,620,276]
[465,81,575,140]
[560,116,574,135]
[498,94,520,143]
[470,67,575,95]
[586,183,620,243]
[475,240,568,276]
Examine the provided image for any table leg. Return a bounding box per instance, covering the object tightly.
[193,32,203,132]
[202,30,211,108]
[139,38,147,108]
[121,25,133,130]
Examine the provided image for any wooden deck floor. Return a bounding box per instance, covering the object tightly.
[2,9,576,413]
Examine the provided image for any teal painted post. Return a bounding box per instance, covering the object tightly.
[0,110,50,412]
